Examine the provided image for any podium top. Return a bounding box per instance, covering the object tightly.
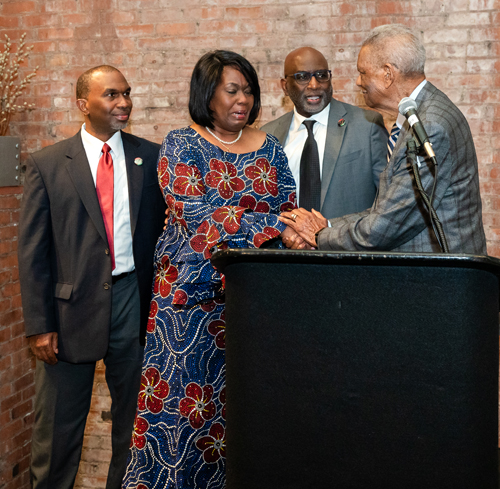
[211,249,500,277]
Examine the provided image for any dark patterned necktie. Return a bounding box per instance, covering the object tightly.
[387,123,401,162]
[96,143,115,270]
[299,119,321,211]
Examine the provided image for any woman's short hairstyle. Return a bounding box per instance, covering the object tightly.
[189,50,261,128]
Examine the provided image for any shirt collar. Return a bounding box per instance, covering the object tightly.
[396,79,427,128]
[291,101,331,131]
[81,123,123,155]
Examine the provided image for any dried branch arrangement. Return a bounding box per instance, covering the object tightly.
[0,33,38,136]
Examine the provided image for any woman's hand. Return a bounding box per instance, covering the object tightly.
[163,207,170,230]
[279,208,328,248]
[280,225,315,250]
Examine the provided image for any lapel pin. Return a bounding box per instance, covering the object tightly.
[338,118,346,127]
[134,157,143,166]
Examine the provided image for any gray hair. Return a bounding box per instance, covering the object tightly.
[361,24,426,77]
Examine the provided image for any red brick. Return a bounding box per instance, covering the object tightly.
[11,399,32,420]
[13,371,34,392]
[377,1,413,14]
[339,3,357,15]
[0,188,22,197]
[0,254,18,271]
[41,0,83,12]
[1,1,36,14]
[12,425,32,447]
[61,13,92,25]
[12,346,32,365]
[1,337,25,359]
[100,10,137,23]
[11,294,22,309]
[0,241,12,255]
[0,310,23,330]
[0,391,22,413]
[0,15,19,27]
[0,195,21,209]
[0,324,11,344]
[10,266,19,281]
[77,0,112,10]
[23,13,59,27]
[37,27,74,40]
[115,24,155,37]
[156,23,196,36]
[21,384,36,402]
[225,7,263,19]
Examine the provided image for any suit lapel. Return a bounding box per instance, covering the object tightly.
[273,112,294,145]
[65,133,108,242]
[122,131,143,237]
[321,99,347,208]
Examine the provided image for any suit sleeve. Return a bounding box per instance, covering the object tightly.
[317,119,451,251]
[18,155,56,337]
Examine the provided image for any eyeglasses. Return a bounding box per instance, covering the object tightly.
[285,70,332,85]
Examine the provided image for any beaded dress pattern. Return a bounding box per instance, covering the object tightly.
[123,127,296,488]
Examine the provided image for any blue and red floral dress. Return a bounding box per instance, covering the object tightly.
[123,127,296,489]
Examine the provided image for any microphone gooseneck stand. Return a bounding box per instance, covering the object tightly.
[406,139,449,253]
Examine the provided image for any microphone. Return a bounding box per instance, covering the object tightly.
[398,97,436,159]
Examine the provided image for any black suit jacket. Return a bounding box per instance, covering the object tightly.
[18,130,165,363]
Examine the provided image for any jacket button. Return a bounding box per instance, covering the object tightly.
[105,248,110,255]
[104,283,110,290]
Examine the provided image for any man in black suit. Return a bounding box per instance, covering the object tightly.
[262,47,388,219]
[18,65,165,488]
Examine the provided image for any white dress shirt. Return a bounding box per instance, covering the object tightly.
[283,103,331,207]
[396,79,427,129]
[81,124,134,275]
[396,79,428,167]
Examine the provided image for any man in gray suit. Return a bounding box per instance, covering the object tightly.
[18,66,165,488]
[281,25,486,255]
[261,47,387,219]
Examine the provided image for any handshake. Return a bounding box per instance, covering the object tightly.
[279,208,328,250]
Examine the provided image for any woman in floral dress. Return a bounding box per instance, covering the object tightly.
[123,51,296,488]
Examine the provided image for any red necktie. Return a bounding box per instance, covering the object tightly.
[96,143,115,270]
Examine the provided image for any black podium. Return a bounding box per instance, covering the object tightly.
[211,250,500,489]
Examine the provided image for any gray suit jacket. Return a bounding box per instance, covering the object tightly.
[318,82,487,254]
[18,131,166,363]
[261,98,388,219]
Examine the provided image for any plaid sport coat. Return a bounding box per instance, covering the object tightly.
[317,82,487,255]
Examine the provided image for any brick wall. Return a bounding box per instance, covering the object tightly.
[0,186,33,489]
[0,1,499,488]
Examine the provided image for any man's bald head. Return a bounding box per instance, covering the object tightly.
[281,47,333,118]
[284,47,329,77]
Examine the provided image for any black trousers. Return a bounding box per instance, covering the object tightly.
[30,272,144,489]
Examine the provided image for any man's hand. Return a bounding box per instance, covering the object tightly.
[279,208,328,248]
[29,332,59,365]
[280,225,315,250]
